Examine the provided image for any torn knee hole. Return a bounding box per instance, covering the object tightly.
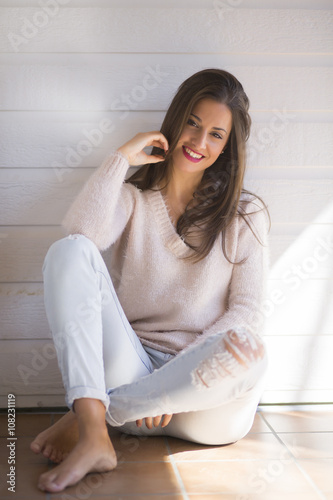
[191,329,264,390]
[224,329,265,367]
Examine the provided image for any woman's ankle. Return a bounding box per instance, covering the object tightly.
[73,398,108,433]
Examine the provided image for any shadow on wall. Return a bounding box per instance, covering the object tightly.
[263,200,333,402]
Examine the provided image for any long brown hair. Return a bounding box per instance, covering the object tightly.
[126,68,269,262]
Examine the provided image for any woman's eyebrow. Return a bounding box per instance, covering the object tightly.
[190,113,227,134]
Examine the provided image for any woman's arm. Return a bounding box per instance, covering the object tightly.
[62,132,169,251]
[201,202,270,339]
[62,151,131,250]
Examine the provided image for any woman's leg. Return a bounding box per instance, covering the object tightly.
[118,391,263,445]
[106,329,268,445]
[43,233,154,410]
[37,398,117,492]
[35,234,155,492]
[158,378,265,445]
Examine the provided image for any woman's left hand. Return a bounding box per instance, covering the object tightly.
[136,414,173,429]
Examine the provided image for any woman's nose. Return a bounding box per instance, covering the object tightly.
[192,130,207,150]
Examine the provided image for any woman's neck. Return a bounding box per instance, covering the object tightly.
[161,167,203,224]
[163,167,202,207]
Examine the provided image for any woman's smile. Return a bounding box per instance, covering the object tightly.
[182,145,205,163]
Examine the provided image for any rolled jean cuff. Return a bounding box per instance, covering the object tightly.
[65,387,110,412]
[105,411,122,427]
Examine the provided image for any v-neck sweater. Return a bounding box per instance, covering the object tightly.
[63,151,269,354]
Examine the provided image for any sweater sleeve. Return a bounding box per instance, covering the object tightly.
[62,151,134,251]
[201,200,270,340]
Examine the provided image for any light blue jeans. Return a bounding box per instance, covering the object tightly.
[43,234,268,445]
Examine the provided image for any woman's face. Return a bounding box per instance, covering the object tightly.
[170,98,233,180]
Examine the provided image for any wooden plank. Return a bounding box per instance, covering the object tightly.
[246,178,333,226]
[248,122,333,169]
[0,283,51,340]
[0,394,66,409]
[0,339,63,395]
[1,111,333,169]
[1,8,332,53]
[1,167,333,225]
[0,168,86,225]
[1,1,332,9]
[0,226,63,282]
[0,111,166,169]
[0,54,332,111]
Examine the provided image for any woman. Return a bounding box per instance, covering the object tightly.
[31,68,269,493]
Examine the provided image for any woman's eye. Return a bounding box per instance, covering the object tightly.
[212,132,223,140]
[187,119,197,127]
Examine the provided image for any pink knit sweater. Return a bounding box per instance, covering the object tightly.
[63,151,269,355]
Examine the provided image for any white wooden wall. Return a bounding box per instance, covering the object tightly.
[0,0,332,408]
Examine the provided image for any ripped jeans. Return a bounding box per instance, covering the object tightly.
[43,234,268,445]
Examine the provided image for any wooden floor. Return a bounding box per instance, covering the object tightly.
[0,405,332,499]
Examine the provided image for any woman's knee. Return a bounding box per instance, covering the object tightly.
[222,328,267,374]
[191,329,268,394]
[43,234,98,275]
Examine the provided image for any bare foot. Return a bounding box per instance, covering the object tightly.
[37,426,117,492]
[30,411,79,463]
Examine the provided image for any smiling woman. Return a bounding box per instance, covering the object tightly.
[31,68,270,493]
[127,69,265,262]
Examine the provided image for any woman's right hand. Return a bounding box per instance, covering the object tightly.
[117,131,169,166]
[136,414,173,429]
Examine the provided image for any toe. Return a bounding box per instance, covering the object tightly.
[50,449,58,463]
[55,450,63,463]
[39,466,80,493]
[60,451,69,463]
[43,444,53,459]
[30,440,41,454]
[38,470,59,492]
